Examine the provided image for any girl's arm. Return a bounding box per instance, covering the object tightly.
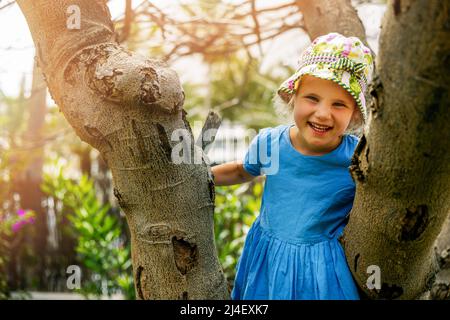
[211,160,258,186]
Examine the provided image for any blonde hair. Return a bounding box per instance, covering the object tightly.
[273,92,364,137]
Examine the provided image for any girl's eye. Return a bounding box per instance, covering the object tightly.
[305,96,318,102]
[333,103,347,108]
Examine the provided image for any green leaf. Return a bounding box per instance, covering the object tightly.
[81,221,94,235]
[101,216,116,233]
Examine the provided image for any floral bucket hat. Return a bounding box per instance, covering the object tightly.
[277,32,374,121]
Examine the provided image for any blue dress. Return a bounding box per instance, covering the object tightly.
[231,124,360,300]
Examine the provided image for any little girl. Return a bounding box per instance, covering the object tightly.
[211,33,374,300]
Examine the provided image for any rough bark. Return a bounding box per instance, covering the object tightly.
[428,217,450,300]
[342,0,450,299]
[18,0,228,299]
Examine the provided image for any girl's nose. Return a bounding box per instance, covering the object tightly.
[314,103,332,120]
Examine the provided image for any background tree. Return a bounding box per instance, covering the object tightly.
[11,62,48,290]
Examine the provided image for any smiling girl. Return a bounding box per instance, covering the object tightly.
[212,33,374,299]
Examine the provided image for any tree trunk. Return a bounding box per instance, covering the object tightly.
[342,0,450,299]
[297,0,449,300]
[96,153,112,205]
[296,0,367,46]
[17,0,228,299]
[73,145,92,177]
[17,61,48,289]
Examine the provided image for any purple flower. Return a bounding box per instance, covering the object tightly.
[12,221,25,232]
[10,210,36,232]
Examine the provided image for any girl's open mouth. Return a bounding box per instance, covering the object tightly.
[308,122,333,135]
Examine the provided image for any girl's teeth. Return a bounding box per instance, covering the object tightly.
[309,122,331,131]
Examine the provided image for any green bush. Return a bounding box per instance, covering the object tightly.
[42,171,135,299]
[214,181,263,289]
[0,209,36,300]
[40,166,263,298]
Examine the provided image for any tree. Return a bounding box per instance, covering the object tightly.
[16,0,450,299]
[18,0,227,299]
[342,0,450,299]
[12,61,48,290]
[296,0,450,300]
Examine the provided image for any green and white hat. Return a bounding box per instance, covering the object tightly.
[277,32,374,121]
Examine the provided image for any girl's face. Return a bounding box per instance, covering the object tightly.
[292,75,357,156]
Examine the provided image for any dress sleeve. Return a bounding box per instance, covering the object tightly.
[242,128,272,176]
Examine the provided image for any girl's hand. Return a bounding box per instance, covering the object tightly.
[211,160,257,186]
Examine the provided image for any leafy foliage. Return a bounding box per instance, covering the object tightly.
[0,209,36,300]
[214,181,263,288]
[41,170,135,299]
